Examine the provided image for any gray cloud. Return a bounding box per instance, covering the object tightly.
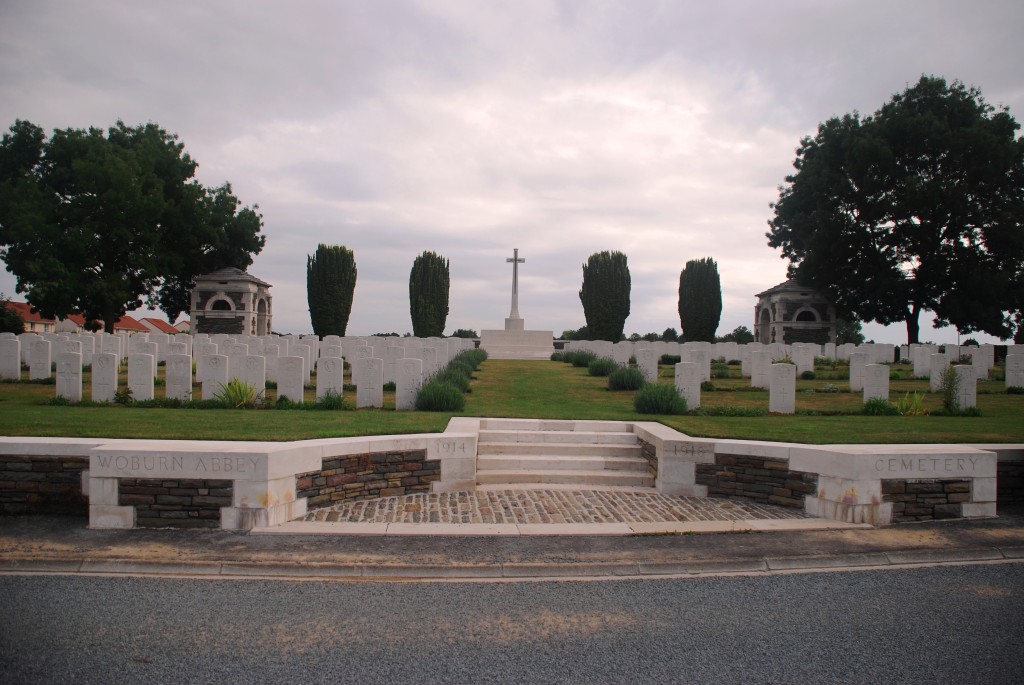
[2,0,1022,343]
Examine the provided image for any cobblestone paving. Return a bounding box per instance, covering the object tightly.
[305,490,809,524]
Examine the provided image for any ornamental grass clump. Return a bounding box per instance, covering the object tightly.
[215,379,263,409]
[634,384,687,415]
[587,357,619,377]
[608,367,646,391]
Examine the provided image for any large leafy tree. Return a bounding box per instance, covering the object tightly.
[677,257,722,342]
[579,250,630,342]
[767,76,1024,344]
[409,250,450,338]
[306,244,357,336]
[0,119,264,332]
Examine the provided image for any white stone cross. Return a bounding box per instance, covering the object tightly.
[507,248,525,320]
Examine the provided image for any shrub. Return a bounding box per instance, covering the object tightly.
[436,368,471,393]
[415,380,465,411]
[688,405,768,417]
[700,381,716,392]
[863,397,899,416]
[711,362,729,378]
[660,355,682,365]
[383,381,396,392]
[588,357,619,377]
[550,352,564,362]
[571,350,598,368]
[939,366,961,415]
[608,367,646,391]
[113,387,134,405]
[1007,386,1024,395]
[800,370,816,380]
[634,384,687,415]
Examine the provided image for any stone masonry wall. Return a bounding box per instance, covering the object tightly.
[119,479,233,528]
[637,439,658,479]
[882,480,971,522]
[997,459,1024,503]
[297,449,440,510]
[0,456,88,515]
[695,454,817,509]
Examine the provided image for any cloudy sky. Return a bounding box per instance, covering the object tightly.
[2,0,1022,343]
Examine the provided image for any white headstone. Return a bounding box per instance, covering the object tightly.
[848,352,868,393]
[202,354,229,400]
[135,341,158,378]
[395,357,423,411]
[127,353,155,401]
[55,351,82,403]
[165,353,193,401]
[292,344,312,386]
[674,361,701,410]
[863,364,890,404]
[315,356,345,401]
[354,357,384,408]
[769,363,796,414]
[750,347,772,389]
[635,349,658,383]
[1007,354,1024,390]
[930,353,950,392]
[29,339,51,380]
[262,343,280,383]
[91,352,118,402]
[0,338,20,381]
[955,365,977,410]
[791,345,815,377]
[612,342,633,367]
[239,355,265,393]
[276,356,305,403]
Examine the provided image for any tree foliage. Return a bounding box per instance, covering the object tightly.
[767,76,1024,344]
[409,251,450,338]
[0,294,24,334]
[677,257,722,342]
[716,325,755,344]
[0,119,264,332]
[579,251,630,342]
[836,318,866,345]
[306,244,357,337]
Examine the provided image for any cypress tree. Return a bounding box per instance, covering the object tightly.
[409,251,450,338]
[306,244,357,336]
[579,251,631,342]
[677,257,722,342]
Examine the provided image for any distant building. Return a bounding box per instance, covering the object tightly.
[3,301,55,333]
[139,317,180,335]
[754,279,836,345]
[2,301,174,334]
[189,267,272,336]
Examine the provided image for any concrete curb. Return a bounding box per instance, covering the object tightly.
[2,547,1020,581]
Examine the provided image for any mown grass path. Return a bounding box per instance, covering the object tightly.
[0,359,1021,443]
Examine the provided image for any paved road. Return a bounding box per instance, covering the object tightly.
[2,564,1022,684]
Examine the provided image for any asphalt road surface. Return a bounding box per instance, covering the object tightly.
[2,564,1022,684]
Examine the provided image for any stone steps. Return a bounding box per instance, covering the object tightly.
[475,421,654,489]
[476,468,655,488]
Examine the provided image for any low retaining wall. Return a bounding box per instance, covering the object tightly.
[296,450,440,508]
[695,455,818,509]
[0,454,88,515]
[0,430,1020,530]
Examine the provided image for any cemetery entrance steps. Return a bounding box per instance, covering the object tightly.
[475,419,655,489]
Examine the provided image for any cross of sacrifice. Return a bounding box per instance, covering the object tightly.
[507,248,525,320]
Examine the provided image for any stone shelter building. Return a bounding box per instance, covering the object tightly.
[754,278,836,345]
[189,267,272,336]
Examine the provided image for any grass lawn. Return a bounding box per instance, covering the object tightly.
[0,359,1021,444]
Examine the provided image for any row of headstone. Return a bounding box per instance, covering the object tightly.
[18,333,473,409]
